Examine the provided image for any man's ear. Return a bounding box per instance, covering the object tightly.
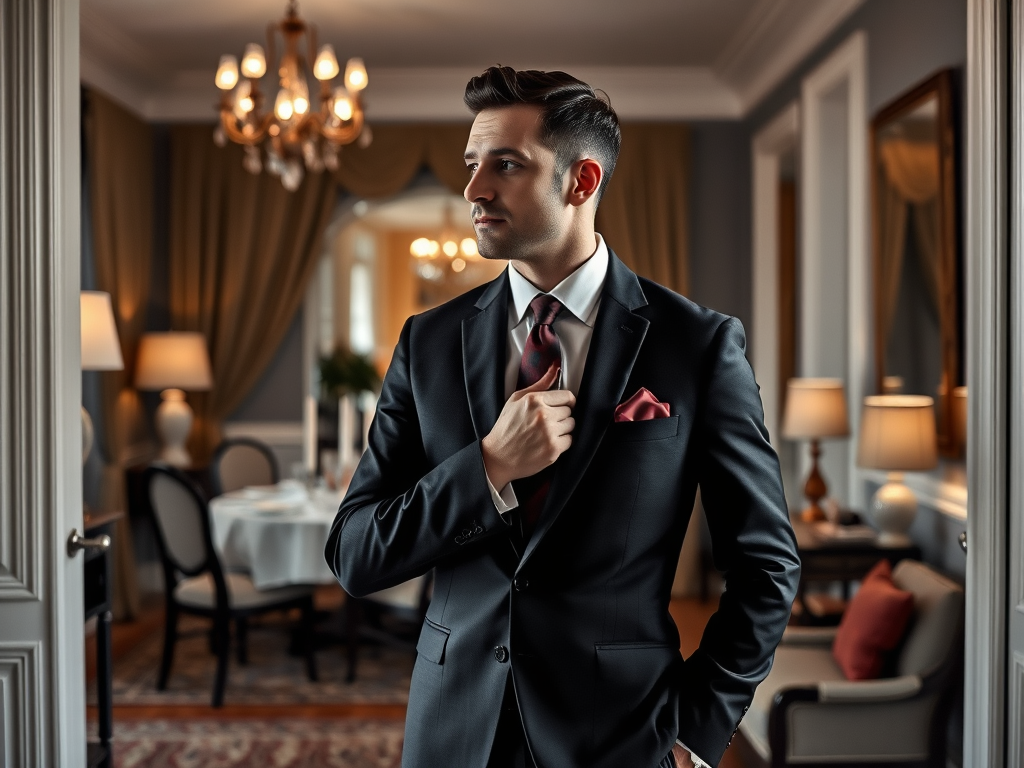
[568,158,603,208]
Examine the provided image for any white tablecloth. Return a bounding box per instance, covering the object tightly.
[210,483,343,590]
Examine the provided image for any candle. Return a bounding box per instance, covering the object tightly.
[304,395,318,474]
[360,390,378,453]
[339,393,356,470]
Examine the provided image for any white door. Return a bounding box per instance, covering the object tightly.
[0,0,87,765]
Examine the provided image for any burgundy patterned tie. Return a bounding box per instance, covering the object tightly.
[515,294,564,535]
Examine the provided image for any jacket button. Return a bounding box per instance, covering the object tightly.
[494,645,509,663]
[513,577,529,592]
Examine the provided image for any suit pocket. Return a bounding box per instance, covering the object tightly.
[593,641,680,744]
[416,617,450,664]
[607,416,679,442]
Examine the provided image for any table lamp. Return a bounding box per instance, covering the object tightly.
[856,395,938,545]
[80,291,124,463]
[135,332,213,467]
[781,378,850,522]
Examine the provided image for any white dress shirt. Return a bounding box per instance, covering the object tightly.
[480,234,707,768]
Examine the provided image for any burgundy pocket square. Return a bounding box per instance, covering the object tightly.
[614,387,671,422]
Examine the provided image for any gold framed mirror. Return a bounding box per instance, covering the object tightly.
[871,69,961,457]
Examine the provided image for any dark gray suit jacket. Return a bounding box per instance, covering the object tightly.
[325,253,800,768]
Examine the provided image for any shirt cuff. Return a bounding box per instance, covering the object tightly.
[675,740,710,768]
[485,473,519,514]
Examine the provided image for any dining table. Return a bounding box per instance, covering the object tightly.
[209,480,345,590]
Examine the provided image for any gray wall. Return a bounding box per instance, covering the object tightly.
[687,122,753,333]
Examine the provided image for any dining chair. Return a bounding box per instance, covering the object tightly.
[144,464,317,707]
[345,571,434,683]
[210,437,279,496]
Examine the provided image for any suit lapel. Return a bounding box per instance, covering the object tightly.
[518,253,649,570]
[463,271,510,442]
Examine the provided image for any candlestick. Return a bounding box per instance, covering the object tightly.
[339,393,356,471]
[304,395,318,474]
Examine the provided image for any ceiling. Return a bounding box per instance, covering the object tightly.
[81,0,865,122]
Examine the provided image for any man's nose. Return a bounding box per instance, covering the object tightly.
[464,170,493,204]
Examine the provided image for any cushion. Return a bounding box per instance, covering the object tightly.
[832,560,914,680]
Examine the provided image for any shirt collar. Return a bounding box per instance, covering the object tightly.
[507,234,609,328]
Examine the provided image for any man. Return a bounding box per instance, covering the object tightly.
[326,66,800,768]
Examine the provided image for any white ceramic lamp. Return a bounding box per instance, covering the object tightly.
[80,291,124,463]
[781,378,850,522]
[856,395,938,545]
[135,332,213,467]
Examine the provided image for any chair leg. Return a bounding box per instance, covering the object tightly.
[345,595,361,683]
[212,614,230,708]
[236,617,248,665]
[301,598,318,682]
[157,601,178,691]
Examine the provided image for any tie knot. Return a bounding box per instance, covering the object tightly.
[530,294,564,326]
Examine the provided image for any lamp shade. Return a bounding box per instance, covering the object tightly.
[135,332,213,391]
[857,395,938,471]
[80,291,124,371]
[781,378,850,439]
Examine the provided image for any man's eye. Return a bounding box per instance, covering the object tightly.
[466,163,478,175]
[499,159,518,171]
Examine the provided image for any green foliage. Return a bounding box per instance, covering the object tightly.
[318,347,381,400]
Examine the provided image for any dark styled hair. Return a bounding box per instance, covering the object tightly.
[464,66,621,202]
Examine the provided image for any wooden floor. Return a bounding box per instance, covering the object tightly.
[89,590,748,766]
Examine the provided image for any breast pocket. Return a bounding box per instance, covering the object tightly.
[607,415,679,443]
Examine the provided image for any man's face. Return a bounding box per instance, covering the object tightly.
[463,105,567,263]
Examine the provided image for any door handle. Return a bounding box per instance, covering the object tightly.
[67,528,111,558]
[958,531,967,555]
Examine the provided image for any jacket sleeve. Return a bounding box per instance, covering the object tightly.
[675,317,801,766]
[324,316,510,597]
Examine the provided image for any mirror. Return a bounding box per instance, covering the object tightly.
[871,69,961,457]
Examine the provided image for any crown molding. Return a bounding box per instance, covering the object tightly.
[80,63,743,123]
[79,0,865,123]
[717,0,866,113]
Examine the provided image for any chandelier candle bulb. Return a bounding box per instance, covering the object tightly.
[443,240,459,257]
[274,89,294,121]
[345,58,368,91]
[240,44,267,79]
[461,238,478,257]
[314,45,340,81]
[216,55,239,90]
[333,88,354,121]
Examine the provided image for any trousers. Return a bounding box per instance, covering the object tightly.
[484,674,677,768]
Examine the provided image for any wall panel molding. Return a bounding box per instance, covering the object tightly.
[799,30,869,510]
[0,643,42,768]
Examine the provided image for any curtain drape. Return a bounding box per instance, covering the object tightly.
[85,89,154,620]
[877,139,942,342]
[169,127,338,462]
[596,124,691,297]
[333,123,690,295]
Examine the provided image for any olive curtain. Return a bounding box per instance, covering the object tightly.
[332,123,691,296]
[876,139,942,344]
[169,127,338,462]
[84,89,153,620]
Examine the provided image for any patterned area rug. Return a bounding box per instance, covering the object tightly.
[102,719,404,768]
[89,614,413,706]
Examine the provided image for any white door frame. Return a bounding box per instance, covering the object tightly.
[964,1,1009,766]
[0,0,86,764]
[752,102,800,448]
[798,31,869,510]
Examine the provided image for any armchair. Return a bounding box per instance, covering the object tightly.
[738,560,963,767]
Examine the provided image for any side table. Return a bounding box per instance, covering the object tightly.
[792,517,921,623]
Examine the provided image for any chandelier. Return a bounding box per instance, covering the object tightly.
[213,1,370,191]
[409,203,480,281]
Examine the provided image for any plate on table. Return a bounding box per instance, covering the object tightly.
[251,499,305,515]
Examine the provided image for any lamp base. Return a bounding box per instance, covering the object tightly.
[156,389,194,468]
[870,473,917,547]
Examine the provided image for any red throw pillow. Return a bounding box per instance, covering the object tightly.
[832,560,915,680]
